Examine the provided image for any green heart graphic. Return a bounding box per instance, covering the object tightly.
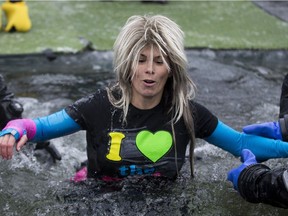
[136,130,173,162]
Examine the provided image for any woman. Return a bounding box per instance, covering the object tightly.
[1,15,288,180]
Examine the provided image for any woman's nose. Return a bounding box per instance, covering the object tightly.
[145,62,154,74]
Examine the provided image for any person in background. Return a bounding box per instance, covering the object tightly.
[0,74,61,162]
[0,6,2,30]
[2,15,288,182]
[141,0,168,4]
[228,74,288,209]
[0,75,23,128]
[228,149,288,209]
[1,0,31,32]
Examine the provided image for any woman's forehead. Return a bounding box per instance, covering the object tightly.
[140,45,163,56]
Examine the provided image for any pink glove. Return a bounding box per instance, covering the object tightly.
[1,119,36,141]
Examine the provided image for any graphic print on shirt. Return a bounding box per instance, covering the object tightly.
[136,130,173,162]
[106,131,125,161]
[106,129,173,163]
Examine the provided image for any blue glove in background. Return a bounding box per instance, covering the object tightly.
[227,149,257,191]
[243,121,282,140]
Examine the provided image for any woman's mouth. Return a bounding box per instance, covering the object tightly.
[144,79,155,84]
[143,79,156,87]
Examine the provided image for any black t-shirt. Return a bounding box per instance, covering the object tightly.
[65,89,218,179]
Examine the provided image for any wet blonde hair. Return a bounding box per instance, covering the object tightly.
[107,14,197,176]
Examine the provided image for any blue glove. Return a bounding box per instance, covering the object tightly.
[227,149,257,191]
[243,121,283,140]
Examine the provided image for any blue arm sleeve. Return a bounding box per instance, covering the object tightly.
[205,120,288,161]
[31,109,82,142]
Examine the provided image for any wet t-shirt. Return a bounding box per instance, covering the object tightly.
[65,89,218,179]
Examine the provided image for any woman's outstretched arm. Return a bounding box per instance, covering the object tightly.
[205,120,288,161]
[0,109,81,159]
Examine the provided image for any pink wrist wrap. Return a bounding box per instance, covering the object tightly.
[3,119,37,140]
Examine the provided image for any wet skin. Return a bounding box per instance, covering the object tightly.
[131,46,170,110]
[0,130,27,160]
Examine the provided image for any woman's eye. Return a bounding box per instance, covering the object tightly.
[155,57,164,64]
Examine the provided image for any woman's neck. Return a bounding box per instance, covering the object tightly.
[131,96,161,110]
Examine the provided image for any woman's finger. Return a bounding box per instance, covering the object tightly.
[16,135,28,151]
[7,135,17,159]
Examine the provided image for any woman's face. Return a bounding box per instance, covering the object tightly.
[131,45,170,109]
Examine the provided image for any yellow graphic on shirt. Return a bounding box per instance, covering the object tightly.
[106,132,125,161]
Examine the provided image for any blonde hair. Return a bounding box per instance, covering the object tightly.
[107,15,197,176]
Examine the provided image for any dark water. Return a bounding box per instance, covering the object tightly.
[0,49,288,215]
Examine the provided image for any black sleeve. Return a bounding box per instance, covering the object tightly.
[238,164,288,209]
[64,89,111,130]
[192,101,218,138]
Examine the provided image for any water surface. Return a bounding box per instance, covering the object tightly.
[0,49,288,215]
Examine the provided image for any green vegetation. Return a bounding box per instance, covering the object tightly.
[0,0,288,54]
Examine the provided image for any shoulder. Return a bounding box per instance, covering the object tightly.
[189,100,212,115]
[65,89,112,128]
[75,89,109,105]
[190,100,218,138]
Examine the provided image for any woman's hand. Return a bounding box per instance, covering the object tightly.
[0,118,37,159]
[0,133,28,159]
